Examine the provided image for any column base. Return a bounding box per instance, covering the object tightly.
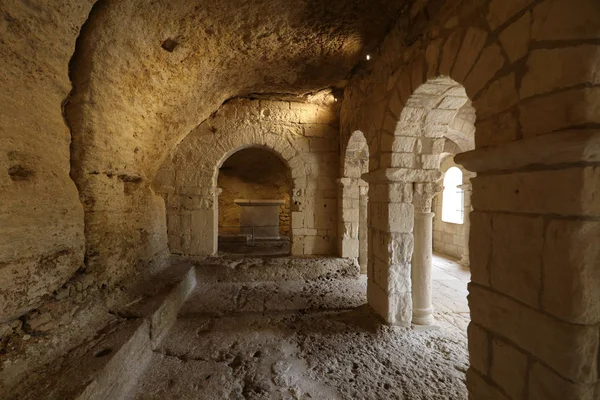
[412,307,435,326]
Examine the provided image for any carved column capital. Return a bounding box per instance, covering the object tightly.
[413,182,442,213]
[457,183,472,192]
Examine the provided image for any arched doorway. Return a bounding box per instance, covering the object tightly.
[217,147,292,256]
[339,131,369,273]
[365,76,475,327]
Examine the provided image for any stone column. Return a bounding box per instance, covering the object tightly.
[358,181,369,274]
[411,182,442,326]
[337,177,360,259]
[458,173,474,267]
[180,187,220,256]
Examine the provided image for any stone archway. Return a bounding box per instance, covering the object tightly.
[160,139,304,256]
[339,131,369,273]
[154,98,340,257]
[365,77,475,326]
[215,146,293,255]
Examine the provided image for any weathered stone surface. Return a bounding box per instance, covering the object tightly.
[425,38,443,78]
[474,109,519,148]
[474,73,518,120]
[467,368,511,400]
[468,211,492,286]
[532,0,600,40]
[4,1,600,399]
[159,99,340,256]
[520,87,600,137]
[499,12,531,62]
[464,44,506,97]
[528,362,597,400]
[439,31,463,76]
[472,167,600,216]
[491,339,528,400]
[469,284,599,383]
[456,130,600,173]
[452,27,488,82]
[467,323,490,375]
[487,0,534,30]
[490,214,543,308]
[542,219,600,324]
[521,46,600,99]
[0,0,92,323]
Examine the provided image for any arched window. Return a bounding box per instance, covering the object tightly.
[441,167,464,224]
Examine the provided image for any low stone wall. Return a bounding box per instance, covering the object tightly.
[78,267,196,400]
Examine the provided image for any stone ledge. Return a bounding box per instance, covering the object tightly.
[456,130,600,173]
[362,168,442,183]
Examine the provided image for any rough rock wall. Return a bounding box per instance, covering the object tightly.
[64,0,404,289]
[217,149,291,236]
[340,0,600,397]
[155,98,339,256]
[433,157,466,259]
[0,1,95,322]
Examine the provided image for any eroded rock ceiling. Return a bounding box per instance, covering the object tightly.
[68,0,408,179]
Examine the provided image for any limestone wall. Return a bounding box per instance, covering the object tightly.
[340,0,600,397]
[433,158,466,259]
[61,0,403,294]
[0,1,94,322]
[155,98,339,256]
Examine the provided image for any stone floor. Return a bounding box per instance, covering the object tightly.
[127,256,470,399]
[431,253,470,335]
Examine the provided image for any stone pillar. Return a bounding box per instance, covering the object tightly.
[358,182,369,274]
[411,182,442,326]
[458,173,474,267]
[337,177,360,259]
[456,129,600,400]
[362,168,441,326]
[173,187,220,256]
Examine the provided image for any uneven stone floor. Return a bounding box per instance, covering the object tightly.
[128,256,469,399]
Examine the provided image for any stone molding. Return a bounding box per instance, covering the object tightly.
[361,168,442,184]
[455,130,600,173]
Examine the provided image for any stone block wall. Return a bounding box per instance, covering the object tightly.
[155,98,340,256]
[339,0,600,397]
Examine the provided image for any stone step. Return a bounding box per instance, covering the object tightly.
[178,256,360,283]
[179,277,367,316]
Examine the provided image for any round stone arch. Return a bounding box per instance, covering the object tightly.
[365,75,477,326]
[344,7,600,397]
[338,131,370,272]
[163,130,311,257]
[213,144,295,252]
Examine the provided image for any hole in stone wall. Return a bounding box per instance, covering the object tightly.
[94,348,112,357]
[8,165,35,181]
[161,38,178,52]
